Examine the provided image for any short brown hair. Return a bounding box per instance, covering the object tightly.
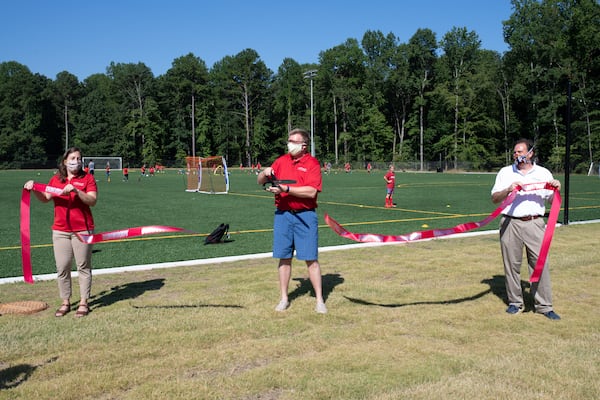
[289,128,309,144]
[514,138,534,153]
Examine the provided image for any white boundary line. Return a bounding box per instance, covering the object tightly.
[2,219,599,285]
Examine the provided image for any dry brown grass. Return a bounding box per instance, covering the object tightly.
[1,223,599,399]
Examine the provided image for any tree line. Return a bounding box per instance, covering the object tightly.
[1,0,598,172]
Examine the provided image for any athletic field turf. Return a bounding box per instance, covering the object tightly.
[1,168,599,280]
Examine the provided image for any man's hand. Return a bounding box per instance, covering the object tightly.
[262,167,273,178]
[492,181,523,204]
[257,167,273,185]
[265,184,285,194]
[508,182,523,192]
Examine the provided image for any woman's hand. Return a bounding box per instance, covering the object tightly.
[63,183,78,195]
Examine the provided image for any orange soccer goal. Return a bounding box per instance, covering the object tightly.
[185,156,229,194]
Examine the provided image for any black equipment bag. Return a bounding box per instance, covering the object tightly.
[205,223,229,244]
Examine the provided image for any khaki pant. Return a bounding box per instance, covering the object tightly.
[499,217,553,313]
[52,230,93,301]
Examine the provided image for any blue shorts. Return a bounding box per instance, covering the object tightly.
[273,209,318,261]
[386,188,394,195]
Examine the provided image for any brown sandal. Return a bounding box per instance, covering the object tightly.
[75,304,89,318]
[55,304,70,317]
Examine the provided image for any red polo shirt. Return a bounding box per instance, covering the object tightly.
[271,153,322,211]
[48,173,97,232]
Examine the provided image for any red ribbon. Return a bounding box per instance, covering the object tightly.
[530,187,561,283]
[20,188,34,284]
[325,183,561,283]
[20,183,59,283]
[20,182,188,283]
[75,226,188,244]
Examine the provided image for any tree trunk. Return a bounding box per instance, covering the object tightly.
[64,102,69,152]
[333,94,339,165]
[419,70,428,171]
[244,83,251,168]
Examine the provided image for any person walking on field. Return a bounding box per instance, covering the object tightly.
[88,160,95,176]
[491,138,561,320]
[23,147,97,318]
[257,128,327,314]
[384,164,396,208]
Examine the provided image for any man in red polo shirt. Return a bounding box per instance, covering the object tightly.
[257,128,327,314]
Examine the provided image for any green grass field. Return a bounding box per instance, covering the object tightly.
[1,169,599,399]
[1,168,599,280]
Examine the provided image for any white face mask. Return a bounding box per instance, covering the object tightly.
[66,160,82,172]
[287,142,304,156]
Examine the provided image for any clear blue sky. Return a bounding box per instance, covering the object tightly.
[2,0,514,80]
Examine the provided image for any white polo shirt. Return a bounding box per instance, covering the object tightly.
[491,163,555,218]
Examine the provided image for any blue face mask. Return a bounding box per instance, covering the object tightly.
[515,146,534,165]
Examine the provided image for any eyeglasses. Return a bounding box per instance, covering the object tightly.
[288,140,305,145]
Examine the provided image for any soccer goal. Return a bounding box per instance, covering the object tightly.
[83,156,123,171]
[588,162,600,177]
[185,156,229,194]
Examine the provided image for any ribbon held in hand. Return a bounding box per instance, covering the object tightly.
[20,188,34,283]
[325,183,561,283]
[20,182,189,284]
[20,183,59,283]
[75,226,188,244]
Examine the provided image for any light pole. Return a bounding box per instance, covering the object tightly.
[303,69,317,157]
[64,103,69,151]
[191,94,196,159]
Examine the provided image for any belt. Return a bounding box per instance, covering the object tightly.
[281,208,315,214]
[505,215,542,221]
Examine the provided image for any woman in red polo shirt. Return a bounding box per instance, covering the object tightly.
[24,147,97,318]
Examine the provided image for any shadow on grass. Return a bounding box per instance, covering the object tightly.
[482,274,535,311]
[88,278,166,310]
[130,303,243,310]
[289,273,344,303]
[0,357,57,390]
[344,275,533,308]
[89,277,243,310]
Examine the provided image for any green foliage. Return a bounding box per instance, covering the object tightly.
[0,0,599,171]
[548,145,566,172]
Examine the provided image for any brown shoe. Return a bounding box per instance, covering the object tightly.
[75,304,89,318]
[55,304,70,317]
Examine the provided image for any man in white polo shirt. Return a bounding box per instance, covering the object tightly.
[491,138,562,320]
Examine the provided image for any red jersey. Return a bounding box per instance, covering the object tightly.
[384,171,395,189]
[271,153,322,211]
[48,173,97,232]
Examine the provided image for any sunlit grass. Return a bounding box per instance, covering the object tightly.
[1,223,599,399]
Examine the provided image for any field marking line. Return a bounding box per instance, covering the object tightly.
[2,219,598,285]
